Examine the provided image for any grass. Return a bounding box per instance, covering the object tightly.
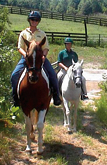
[49,44,107,65]
[8,14,107,68]
[8,14,107,35]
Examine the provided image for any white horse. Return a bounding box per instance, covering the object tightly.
[57,60,83,132]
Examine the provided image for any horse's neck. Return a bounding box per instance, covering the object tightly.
[67,68,73,81]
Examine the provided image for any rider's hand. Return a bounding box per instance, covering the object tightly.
[64,66,68,71]
[42,55,46,63]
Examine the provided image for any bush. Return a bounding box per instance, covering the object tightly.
[96,92,107,127]
[0,7,20,124]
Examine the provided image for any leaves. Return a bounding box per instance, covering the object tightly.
[0,7,19,123]
[2,0,107,15]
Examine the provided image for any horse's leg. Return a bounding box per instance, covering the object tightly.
[30,110,38,140]
[37,109,46,154]
[73,101,79,132]
[61,101,68,127]
[63,97,71,132]
[24,115,32,151]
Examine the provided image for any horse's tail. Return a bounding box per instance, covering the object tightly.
[30,110,38,125]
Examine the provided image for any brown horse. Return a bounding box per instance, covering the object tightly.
[18,37,51,154]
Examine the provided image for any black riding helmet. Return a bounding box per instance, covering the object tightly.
[28,11,41,22]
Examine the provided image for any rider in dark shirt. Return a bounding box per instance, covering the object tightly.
[58,37,89,100]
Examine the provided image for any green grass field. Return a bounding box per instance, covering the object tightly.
[9,14,107,35]
[8,14,107,68]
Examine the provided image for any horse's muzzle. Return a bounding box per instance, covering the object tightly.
[75,82,81,88]
[75,78,81,88]
[29,75,39,83]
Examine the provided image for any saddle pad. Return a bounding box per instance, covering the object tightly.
[17,68,27,99]
[59,74,65,95]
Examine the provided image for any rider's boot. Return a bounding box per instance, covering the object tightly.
[81,94,89,100]
[53,91,61,106]
[13,92,20,107]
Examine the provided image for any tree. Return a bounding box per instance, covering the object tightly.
[0,7,18,120]
[56,0,68,13]
[0,0,106,15]
[79,1,92,15]
[50,0,59,12]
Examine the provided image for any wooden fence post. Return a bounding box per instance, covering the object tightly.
[20,8,21,14]
[84,19,87,46]
[51,12,53,19]
[99,34,100,46]
[100,19,102,26]
[62,14,64,20]
[52,32,54,43]
[11,7,12,14]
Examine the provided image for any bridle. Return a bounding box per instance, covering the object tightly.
[67,64,83,88]
[73,69,83,84]
[27,51,41,72]
[26,46,43,83]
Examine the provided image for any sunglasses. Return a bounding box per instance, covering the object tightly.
[30,18,40,22]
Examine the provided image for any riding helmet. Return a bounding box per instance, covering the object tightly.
[64,37,73,44]
[28,11,41,22]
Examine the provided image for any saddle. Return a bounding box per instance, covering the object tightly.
[58,74,65,95]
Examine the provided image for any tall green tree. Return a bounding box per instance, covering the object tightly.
[50,0,59,12]
[56,0,68,13]
[91,0,102,13]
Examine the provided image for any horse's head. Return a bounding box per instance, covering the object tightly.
[68,60,83,88]
[22,37,46,83]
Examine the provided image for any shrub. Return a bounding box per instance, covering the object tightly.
[96,92,107,127]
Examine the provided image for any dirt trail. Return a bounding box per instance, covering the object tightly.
[8,69,107,165]
[83,69,107,99]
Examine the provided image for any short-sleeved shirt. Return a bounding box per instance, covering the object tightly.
[58,49,78,67]
[18,27,49,52]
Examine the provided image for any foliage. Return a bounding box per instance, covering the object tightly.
[95,77,107,127]
[0,7,19,124]
[1,0,107,15]
[95,92,107,127]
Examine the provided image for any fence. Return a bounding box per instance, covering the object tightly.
[1,5,107,26]
[13,31,87,45]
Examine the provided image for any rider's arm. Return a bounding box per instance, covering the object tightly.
[58,51,68,71]
[18,48,26,58]
[42,48,49,62]
[58,62,68,71]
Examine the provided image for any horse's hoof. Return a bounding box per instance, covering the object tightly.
[67,128,72,133]
[25,149,32,154]
[26,146,32,153]
[37,150,44,155]
[64,124,68,127]
[30,134,35,141]
[68,126,72,132]
[72,128,76,133]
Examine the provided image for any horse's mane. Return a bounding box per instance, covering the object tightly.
[28,40,38,57]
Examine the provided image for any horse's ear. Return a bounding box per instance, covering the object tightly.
[22,36,30,48]
[39,37,46,47]
[72,59,75,66]
[81,59,84,66]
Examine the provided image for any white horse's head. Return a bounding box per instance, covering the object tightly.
[67,60,83,88]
